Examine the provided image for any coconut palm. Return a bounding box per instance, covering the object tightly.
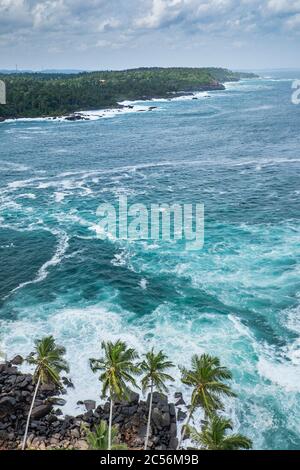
[140,348,175,450]
[90,340,140,450]
[177,354,236,449]
[189,415,252,450]
[85,420,127,450]
[22,336,69,450]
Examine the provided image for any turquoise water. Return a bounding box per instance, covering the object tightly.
[0,74,300,449]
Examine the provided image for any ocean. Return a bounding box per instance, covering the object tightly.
[0,72,299,449]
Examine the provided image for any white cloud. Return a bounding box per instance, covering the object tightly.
[267,0,300,14]
[98,18,121,33]
[285,12,300,29]
[1,0,300,55]
[32,0,68,29]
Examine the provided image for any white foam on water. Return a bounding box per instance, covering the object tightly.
[257,356,300,392]
[0,160,30,172]
[140,278,148,290]
[16,193,36,200]
[54,192,66,203]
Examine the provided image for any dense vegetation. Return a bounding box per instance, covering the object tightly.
[0,67,257,119]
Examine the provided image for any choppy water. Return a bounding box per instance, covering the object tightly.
[0,73,300,449]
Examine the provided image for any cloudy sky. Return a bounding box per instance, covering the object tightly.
[0,0,299,70]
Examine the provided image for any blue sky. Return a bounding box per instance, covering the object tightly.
[0,0,300,70]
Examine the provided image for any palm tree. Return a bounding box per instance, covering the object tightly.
[177,354,236,449]
[90,340,140,450]
[189,415,252,450]
[85,420,127,450]
[140,348,175,450]
[22,336,69,450]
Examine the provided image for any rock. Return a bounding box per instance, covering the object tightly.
[75,439,89,450]
[83,400,96,411]
[151,392,168,406]
[6,366,18,374]
[168,436,178,449]
[70,428,80,439]
[170,422,177,437]
[175,397,186,406]
[152,408,164,430]
[31,404,52,420]
[161,412,171,427]
[49,437,60,446]
[174,392,183,399]
[116,391,139,406]
[64,114,87,122]
[177,409,187,422]
[83,410,93,421]
[62,377,74,389]
[0,396,17,418]
[48,398,66,407]
[169,404,176,418]
[10,355,23,365]
[40,383,56,393]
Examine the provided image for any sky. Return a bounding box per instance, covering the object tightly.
[0,0,300,71]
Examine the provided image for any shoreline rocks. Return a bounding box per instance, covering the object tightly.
[0,361,179,450]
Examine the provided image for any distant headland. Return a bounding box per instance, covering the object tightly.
[0,67,258,122]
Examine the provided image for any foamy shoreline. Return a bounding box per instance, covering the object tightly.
[0,89,215,124]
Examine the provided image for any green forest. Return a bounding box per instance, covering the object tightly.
[0,67,257,119]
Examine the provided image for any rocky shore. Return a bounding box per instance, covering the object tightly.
[0,359,182,450]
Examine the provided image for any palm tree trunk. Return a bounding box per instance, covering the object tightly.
[108,396,113,450]
[22,375,41,450]
[144,382,153,450]
[177,405,194,450]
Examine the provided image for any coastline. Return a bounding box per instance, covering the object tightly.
[0,84,224,124]
[0,359,178,450]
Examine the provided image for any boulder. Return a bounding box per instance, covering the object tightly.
[177,409,187,422]
[84,400,96,411]
[31,404,52,420]
[175,398,186,406]
[40,383,56,393]
[0,396,16,418]
[11,355,24,365]
[48,398,66,407]
[151,392,168,406]
[62,377,74,389]
[168,436,178,449]
[70,428,80,439]
[75,439,89,450]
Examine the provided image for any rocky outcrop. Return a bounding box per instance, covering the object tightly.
[64,113,89,121]
[0,361,179,450]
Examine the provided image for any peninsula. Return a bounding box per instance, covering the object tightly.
[0,67,257,121]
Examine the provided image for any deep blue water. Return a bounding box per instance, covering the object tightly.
[0,74,300,449]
